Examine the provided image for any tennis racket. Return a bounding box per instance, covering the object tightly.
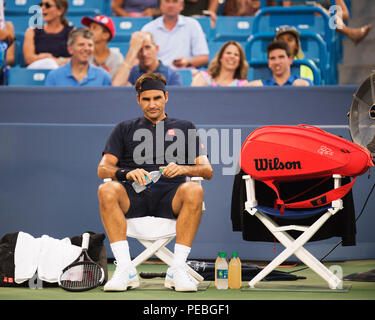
[58,233,105,292]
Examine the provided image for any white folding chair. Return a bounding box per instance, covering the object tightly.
[242,174,344,290]
[103,177,205,283]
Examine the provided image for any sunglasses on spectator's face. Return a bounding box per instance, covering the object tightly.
[39,2,54,8]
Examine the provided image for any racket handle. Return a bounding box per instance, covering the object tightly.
[81,233,90,250]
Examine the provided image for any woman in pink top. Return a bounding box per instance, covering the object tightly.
[192,41,249,87]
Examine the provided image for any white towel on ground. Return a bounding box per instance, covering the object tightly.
[37,235,82,283]
[14,232,82,284]
[14,232,41,284]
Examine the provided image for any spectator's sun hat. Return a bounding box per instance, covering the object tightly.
[275,25,300,40]
[275,25,303,59]
[81,15,116,41]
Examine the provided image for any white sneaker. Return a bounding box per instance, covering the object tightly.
[104,263,139,292]
[164,266,198,292]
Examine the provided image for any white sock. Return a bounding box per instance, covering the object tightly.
[110,240,133,269]
[172,243,191,268]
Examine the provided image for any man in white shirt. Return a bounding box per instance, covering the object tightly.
[141,0,209,69]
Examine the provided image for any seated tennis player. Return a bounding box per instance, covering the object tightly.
[97,72,213,292]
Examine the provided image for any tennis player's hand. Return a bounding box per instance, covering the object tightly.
[127,168,151,185]
[160,162,185,178]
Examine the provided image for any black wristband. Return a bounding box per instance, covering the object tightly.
[115,168,130,181]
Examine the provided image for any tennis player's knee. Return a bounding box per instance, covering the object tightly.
[181,181,204,204]
[97,181,122,205]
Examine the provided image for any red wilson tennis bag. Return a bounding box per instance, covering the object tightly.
[240,124,373,212]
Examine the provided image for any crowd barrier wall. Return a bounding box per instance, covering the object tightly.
[1,86,374,261]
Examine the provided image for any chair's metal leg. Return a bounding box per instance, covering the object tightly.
[293,246,343,289]
[133,237,205,283]
[249,211,342,289]
[132,238,172,267]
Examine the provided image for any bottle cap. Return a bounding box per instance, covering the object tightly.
[218,251,227,258]
[231,251,239,258]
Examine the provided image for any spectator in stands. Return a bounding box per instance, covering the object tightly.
[223,0,260,16]
[192,41,249,86]
[282,0,372,45]
[81,15,123,79]
[0,1,15,85]
[181,0,219,28]
[274,25,314,82]
[0,21,15,67]
[247,41,312,86]
[141,0,209,69]
[45,28,111,86]
[111,0,160,17]
[112,31,182,86]
[23,0,73,69]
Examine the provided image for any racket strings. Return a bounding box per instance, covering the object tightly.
[60,262,103,290]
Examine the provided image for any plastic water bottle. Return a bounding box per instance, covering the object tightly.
[228,251,242,289]
[215,251,228,290]
[132,169,163,193]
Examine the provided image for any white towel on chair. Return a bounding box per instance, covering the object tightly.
[14,232,82,284]
[127,217,176,240]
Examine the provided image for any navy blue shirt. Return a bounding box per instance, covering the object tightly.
[262,74,313,86]
[34,25,73,58]
[128,60,182,86]
[103,116,205,183]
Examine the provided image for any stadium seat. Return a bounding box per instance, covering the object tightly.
[176,69,192,86]
[4,0,40,16]
[213,16,253,42]
[102,0,112,16]
[108,42,129,58]
[208,41,224,62]
[247,58,321,85]
[111,17,152,42]
[252,6,333,46]
[13,38,25,67]
[252,6,337,84]
[7,67,50,86]
[6,14,39,37]
[66,0,109,16]
[246,31,329,84]
[67,15,83,28]
[193,16,215,42]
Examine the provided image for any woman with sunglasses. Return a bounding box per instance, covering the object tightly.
[23,0,73,69]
